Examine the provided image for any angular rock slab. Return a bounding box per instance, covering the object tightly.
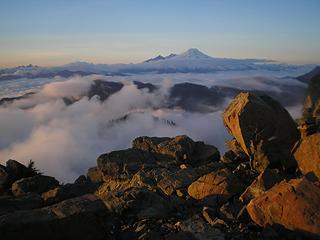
[223,92,300,172]
[187,168,245,200]
[247,177,320,237]
[293,132,320,180]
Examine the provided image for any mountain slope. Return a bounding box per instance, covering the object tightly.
[297,66,320,83]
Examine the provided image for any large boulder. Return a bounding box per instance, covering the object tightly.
[0,194,112,240]
[239,169,282,204]
[247,177,320,237]
[223,92,300,172]
[11,175,59,196]
[293,132,320,180]
[187,168,245,201]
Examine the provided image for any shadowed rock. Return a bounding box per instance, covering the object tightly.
[299,72,320,136]
[97,148,156,181]
[97,187,174,220]
[11,175,59,196]
[132,135,195,163]
[97,135,221,197]
[132,135,220,166]
[155,162,224,196]
[178,214,225,240]
[42,182,98,205]
[239,169,282,204]
[1,160,38,191]
[0,194,113,240]
[0,193,43,216]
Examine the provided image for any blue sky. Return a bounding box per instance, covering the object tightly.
[0,0,319,66]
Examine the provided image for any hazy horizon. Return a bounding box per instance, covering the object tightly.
[1,47,312,69]
[1,0,320,67]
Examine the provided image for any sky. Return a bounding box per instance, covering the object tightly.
[0,0,320,67]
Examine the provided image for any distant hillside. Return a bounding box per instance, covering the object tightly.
[297,66,320,83]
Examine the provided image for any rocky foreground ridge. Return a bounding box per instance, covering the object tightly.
[0,75,320,239]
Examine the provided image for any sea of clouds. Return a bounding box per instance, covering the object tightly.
[0,76,230,181]
[0,71,306,182]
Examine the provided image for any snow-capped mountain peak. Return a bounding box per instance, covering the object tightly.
[178,48,211,59]
[143,48,210,63]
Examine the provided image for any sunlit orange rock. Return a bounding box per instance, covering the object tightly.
[247,177,320,236]
[187,168,245,200]
[293,132,320,180]
[223,92,299,172]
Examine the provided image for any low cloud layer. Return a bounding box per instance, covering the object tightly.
[0,73,304,182]
[0,77,229,182]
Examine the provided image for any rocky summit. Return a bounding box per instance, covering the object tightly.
[1,77,320,239]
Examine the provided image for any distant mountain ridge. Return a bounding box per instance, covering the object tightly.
[0,49,315,81]
[144,53,177,63]
[0,78,306,113]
